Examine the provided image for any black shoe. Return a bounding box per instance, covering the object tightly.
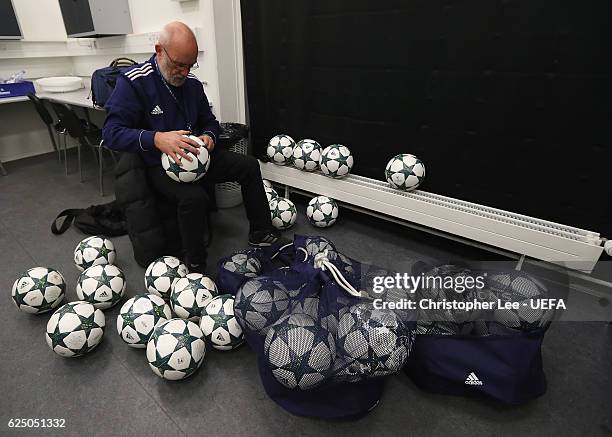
[185,257,207,275]
[248,230,290,247]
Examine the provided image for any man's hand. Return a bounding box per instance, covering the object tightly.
[154,130,201,166]
[198,134,215,152]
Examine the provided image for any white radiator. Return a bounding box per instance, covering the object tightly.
[260,162,605,273]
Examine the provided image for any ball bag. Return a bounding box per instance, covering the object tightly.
[405,262,554,405]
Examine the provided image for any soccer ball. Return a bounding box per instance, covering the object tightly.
[45,301,105,358]
[385,154,425,191]
[269,197,297,230]
[304,236,338,261]
[76,264,126,310]
[306,196,339,228]
[267,134,295,165]
[489,271,555,333]
[74,235,116,272]
[199,294,244,350]
[146,318,206,380]
[263,179,279,203]
[234,278,291,336]
[161,135,211,183]
[170,273,218,321]
[416,264,485,326]
[292,139,321,171]
[336,304,411,378]
[264,313,336,390]
[416,320,469,336]
[319,144,353,178]
[290,296,320,319]
[12,267,65,314]
[117,294,172,348]
[336,252,355,276]
[222,252,262,278]
[144,256,189,300]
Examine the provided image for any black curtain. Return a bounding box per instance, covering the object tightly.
[240,0,612,236]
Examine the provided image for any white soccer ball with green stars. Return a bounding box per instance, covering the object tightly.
[74,235,116,272]
[170,273,218,321]
[12,267,66,314]
[263,179,279,202]
[144,256,189,300]
[117,293,172,348]
[385,154,425,191]
[146,318,206,380]
[199,294,244,350]
[161,135,211,183]
[292,139,322,171]
[319,144,353,178]
[306,195,339,228]
[222,252,262,277]
[267,134,295,165]
[45,301,105,358]
[76,264,126,310]
[269,197,297,230]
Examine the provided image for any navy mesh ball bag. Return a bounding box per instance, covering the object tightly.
[217,235,417,419]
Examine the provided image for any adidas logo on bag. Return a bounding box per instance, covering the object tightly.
[150,105,163,115]
[464,372,483,386]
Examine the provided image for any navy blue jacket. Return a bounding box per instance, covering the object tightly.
[102,54,219,166]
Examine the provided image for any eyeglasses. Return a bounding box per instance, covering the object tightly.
[161,46,199,71]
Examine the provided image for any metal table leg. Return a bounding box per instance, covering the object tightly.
[0,160,6,176]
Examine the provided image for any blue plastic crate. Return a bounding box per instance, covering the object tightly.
[0,81,35,99]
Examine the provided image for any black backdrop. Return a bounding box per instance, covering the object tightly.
[240,0,611,237]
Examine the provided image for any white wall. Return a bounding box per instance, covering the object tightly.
[0,0,246,163]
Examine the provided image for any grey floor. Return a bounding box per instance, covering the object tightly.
[0,151,611,437]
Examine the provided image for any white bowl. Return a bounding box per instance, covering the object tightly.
[36,76,83,93]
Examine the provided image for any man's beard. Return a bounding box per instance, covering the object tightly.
[167,75,186,87]
[160,65,186,87]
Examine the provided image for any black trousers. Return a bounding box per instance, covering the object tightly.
[146,149,272,264]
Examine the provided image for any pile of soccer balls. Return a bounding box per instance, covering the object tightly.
[12,235,245,381]
[118,255,244,380]
[267,134,354,179]
[12,235,122,358]
[264,133,428,231]
[267,133,427,193]
[414,264,556,337]
[231,247,413,391]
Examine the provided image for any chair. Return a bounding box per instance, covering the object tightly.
[50,102,116,196]
[26,93,66,168]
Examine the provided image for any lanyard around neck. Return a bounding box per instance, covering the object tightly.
[154,59,192,131]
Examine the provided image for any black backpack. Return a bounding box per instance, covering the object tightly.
[51,201,127,237]
[91,57,137,108]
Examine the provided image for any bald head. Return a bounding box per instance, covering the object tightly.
[155,21,198,87]
[158,21,197,51]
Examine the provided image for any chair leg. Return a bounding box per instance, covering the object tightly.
[88,145,98,164]
[48,126,61,164]
[62,135,68,176]
[98,146,104,196]
[78,142,83,182]
[0,160,7,176]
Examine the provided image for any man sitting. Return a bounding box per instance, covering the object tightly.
[103,21,281,273]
